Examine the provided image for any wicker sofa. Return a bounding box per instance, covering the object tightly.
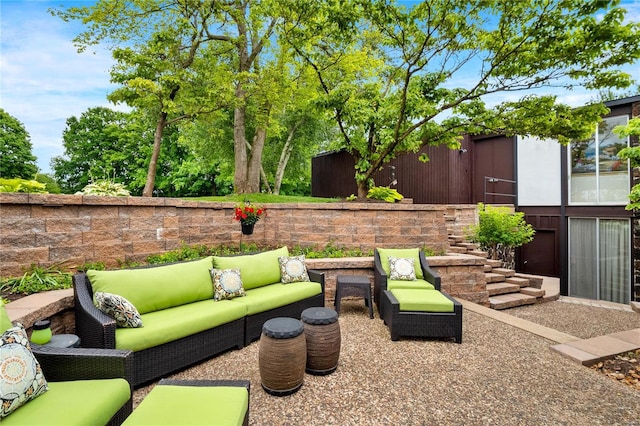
[74,247,325,387]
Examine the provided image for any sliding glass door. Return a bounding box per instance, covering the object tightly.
[568,218,630,304]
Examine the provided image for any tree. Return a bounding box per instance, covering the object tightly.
[616,117,640,210]
[0,108,38,179]
[286,0,640,197]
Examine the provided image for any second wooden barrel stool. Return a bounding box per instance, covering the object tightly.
[301,307,341,375]
[259,317,306,396]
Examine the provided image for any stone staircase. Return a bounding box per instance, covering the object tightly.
[447,233,547,310]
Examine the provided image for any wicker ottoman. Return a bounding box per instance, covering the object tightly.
[259,317,306,396]
[301,307,341,375]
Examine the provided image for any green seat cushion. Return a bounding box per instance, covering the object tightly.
[122,384,248,426]
[387,279,435,291]
[229,282,322,316]
[115,299,245,352]
[3,379,130,426]
[212,247,288,290]
[1,301,12,333]
[87,257,214,315]
[376,248,424,279]
[390,289,454,312]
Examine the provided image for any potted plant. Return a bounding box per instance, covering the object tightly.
[234,202,267,235]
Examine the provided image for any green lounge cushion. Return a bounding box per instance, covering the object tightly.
[0,301,11,333]
[87,257,214,315]
[3,378,130,426]
[115,299,245,352]
[212,246,288,290]
[228,282,322,316]
[390,288,454,312]
[387,279,435,291]
[376,248,424,279]
[122,384,248,426]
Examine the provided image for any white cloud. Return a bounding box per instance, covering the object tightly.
[1,1,118,173]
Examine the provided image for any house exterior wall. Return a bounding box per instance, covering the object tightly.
[516,136,562,206]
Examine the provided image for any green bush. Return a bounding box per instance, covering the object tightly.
[467,203,535,260]
[0,178,47,193]
[366,186,404,203]
[76,180,131,196]
[0,264,72,296]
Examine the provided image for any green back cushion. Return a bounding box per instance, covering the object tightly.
[1,301,12,333]
[212,246,288,290]
[87,257,214,315]
[122,384,248,426]
[390,288,454,312]
[376,248,424,279]
[3,379,130,426]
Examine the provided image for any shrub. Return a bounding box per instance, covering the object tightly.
[367,186,403,203]
[0,178,47,193]
[76,180,130,196]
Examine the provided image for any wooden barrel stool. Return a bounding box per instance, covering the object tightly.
[259,317,306,396]
[301,307,341,375]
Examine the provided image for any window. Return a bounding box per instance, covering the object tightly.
[568,218,630,304]
[569,115,630,204]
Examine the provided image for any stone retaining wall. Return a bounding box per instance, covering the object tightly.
[0,193,478,278]
[6,255,489,338]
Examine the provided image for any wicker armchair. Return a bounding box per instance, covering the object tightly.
[373,249,441,316]
[28,345,134,425]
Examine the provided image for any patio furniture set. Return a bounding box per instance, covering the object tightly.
[0,247,461,425]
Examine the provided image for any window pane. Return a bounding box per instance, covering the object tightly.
[569,218,597,299]
[599,219,630,304]
[570,137,597,203]
[598,116,629,203]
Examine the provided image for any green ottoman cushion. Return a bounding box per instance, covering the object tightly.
[390,289,454,313]
[123,383,248,425]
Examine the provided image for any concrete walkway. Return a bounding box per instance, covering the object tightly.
[461,276,640,366]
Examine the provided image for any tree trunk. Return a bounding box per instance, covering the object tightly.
[274,120,301,195]
[356,181,368,199]
[142,112,167,197]
[233,86,249,193]
[247,127,267,193]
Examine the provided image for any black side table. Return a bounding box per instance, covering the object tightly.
[335,275,374,319]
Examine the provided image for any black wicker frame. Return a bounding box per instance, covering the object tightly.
[154,379,250,426]
[373,249,441,317]
[381,289,463,343]
[31,345,134,426]
[73,264,325,387]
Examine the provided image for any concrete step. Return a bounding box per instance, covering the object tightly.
[468,250,489,258]
[489,293,537,310]
[521,287,545,298]
[506,277,530,288]
[448,235,465,243]
[447,246,468,254]
[514,273,544,289]
[483,264,493,273]
[486,282,521,296]
[485,272,506,283]
[492,268,515,278]
[456,242,478,250]
[444,214,456,222]
[486,259,502,268]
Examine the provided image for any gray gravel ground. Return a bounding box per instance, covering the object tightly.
[133,300,640,425]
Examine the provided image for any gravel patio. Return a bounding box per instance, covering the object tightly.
[133,300,640,425]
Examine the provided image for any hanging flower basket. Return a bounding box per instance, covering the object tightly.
[241,222,255,235]
[234,202,266,235]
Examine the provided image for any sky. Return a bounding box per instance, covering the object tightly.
[1,0,639,174]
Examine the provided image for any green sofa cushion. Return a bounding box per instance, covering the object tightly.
[87,257,214,315]
[390,288,454,312]
[387,279,435,291]
[0,301,11,333]
[115,299,246,352]
[3,378,130,426]
[376,248,424,279]
[212,247,288,290]
[229,282,322,316]
[122,384,248,426]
